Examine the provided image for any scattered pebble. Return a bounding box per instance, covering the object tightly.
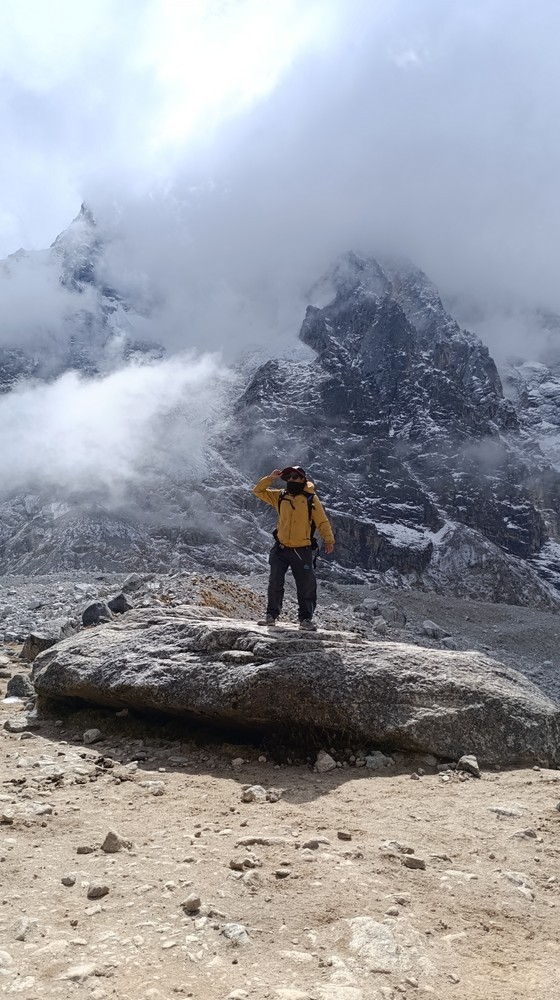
[83,729,103,745]
[315,750,337,773]
[241,784,267,803]
[181,893,201,914]
[457,754,481,778]
[86,884,110,900]
[222,922,250,946]
[402,856,426,870]
[101,829,132,853]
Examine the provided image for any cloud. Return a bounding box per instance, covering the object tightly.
[1,0,560,508]
[64,0,560,365]
[0,249,94,349]
[0,0,335,256]
[0,353,228,501]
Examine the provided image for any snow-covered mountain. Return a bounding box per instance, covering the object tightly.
[0,205,162,389]
[1,211,560,610]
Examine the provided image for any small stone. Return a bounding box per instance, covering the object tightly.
[410,772,420,780]
[62,875,77,886]
[441,637,458,650]
[383,840,414,855]
[371,616,387,634]
[510,828,538,840]
[402,856,426,870]
[366,751,394,769]
[405,976,419,988]
[6,674,35,699]
[421,619,449,639]
[275,868,291,879]
[60,962,97,982]
[241,785,267,803]
[4,717,40,733]
[107,593,133,614]
[1,810,14,824]
[83,729,103,745]
[101,829,132,853]
[258,755,267,763]
[86,884,110,900]
[385,906,400,916]
[12,916,37,941]
[77,845,95,855]
[231,757,245,768]
[140,780,165,795]
[315,750,337,773]
[222,922,250,946]
[181,893,201,913]
[457,754,480,778]
[448,974,460,984]
[337,830,352,841]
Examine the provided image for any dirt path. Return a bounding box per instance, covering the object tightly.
[2,685,560,1000]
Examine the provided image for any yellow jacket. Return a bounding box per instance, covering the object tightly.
[253,475,335,548]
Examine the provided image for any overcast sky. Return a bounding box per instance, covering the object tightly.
[1,0,559,497]
[2,0,559,317]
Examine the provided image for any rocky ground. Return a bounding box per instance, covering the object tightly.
[1,571,560,999]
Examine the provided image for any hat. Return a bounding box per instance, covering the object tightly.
[280,465,307,481]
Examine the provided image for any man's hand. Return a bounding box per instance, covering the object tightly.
[270,469,282,478]
[324,542,334,555]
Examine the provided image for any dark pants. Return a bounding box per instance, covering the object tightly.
[267,543,317,622]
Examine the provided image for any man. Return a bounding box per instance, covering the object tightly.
[253,465,335,630]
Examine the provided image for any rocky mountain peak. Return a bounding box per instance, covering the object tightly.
[50,202,102,292]
[2,223,560,609]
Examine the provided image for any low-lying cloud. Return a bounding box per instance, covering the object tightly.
[0,353,228,502]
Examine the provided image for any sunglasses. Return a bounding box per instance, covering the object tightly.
[286,474,304,481]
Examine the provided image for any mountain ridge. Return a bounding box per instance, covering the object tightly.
[1,215,560,609]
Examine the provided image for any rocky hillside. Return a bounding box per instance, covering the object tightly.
[233,253,560,607]
[2,212,560,609]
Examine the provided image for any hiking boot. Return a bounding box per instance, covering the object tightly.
[257,615,276,627]
[299,619,317,631]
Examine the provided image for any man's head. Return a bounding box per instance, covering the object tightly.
[280,466,307,482]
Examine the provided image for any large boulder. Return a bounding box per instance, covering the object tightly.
[82,602,113,627]
[20,619,79,662]
[31,606,560,766]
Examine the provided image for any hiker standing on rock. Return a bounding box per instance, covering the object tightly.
[253,466,335,630]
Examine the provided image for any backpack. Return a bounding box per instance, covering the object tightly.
[274,490,317,549]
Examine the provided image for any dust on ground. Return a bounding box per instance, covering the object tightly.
[1,687,560,1000]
